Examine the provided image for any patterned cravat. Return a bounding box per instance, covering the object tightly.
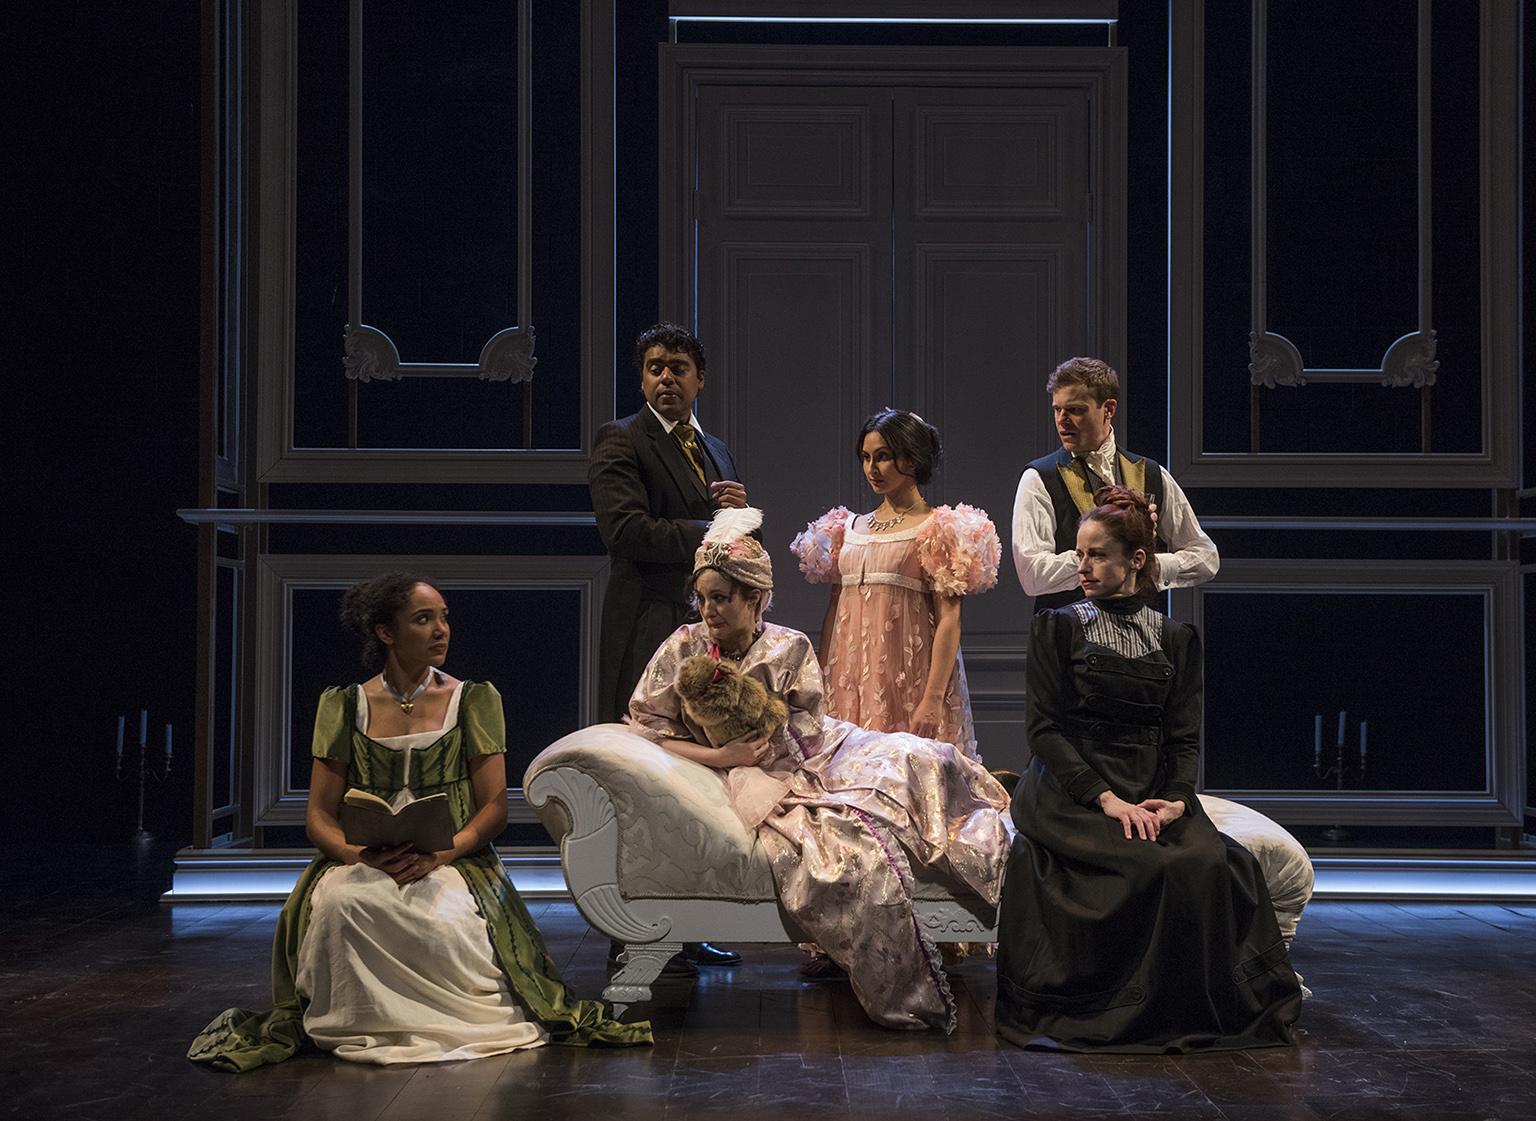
[672,423,707,483]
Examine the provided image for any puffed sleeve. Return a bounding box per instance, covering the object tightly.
[1157,621,1205,820]
[310,686,355,763]
[624,627,695,743]
[460,682,508,757]
[789,506,852,584]
[1025,612,1111,807]
[916,503,1001,597]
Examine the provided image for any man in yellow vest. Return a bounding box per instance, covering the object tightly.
[1011,356,1219,610]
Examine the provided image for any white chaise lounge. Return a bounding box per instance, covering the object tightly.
[524,724,1314,1015]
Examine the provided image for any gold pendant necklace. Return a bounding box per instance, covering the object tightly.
[382,668,434,714]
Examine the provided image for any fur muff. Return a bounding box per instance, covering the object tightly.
[675,655,788,748]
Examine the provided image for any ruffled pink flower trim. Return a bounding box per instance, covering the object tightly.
[915,504,1001,597]
[789,506,852,584]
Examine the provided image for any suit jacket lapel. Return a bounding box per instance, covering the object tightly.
[699,431,734,483]
[641,408,710,505]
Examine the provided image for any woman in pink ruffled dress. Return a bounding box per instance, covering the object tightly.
[791,409,1001,759]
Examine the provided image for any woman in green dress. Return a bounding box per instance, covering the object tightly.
[189,574,649,1071]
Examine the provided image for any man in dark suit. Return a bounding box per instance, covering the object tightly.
[590,322,748,720]
[589,322,747,971]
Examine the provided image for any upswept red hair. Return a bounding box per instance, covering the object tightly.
[1081,485,1159,601]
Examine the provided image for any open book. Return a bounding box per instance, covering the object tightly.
[338,788,456,853]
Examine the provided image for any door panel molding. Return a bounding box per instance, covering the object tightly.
[660,46,1126,730]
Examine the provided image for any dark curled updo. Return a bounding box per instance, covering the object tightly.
[339,573,438,672]
[856,408,942,485]
[1080,486,1160,601]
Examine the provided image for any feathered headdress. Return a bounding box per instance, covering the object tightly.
[693,506,773,590]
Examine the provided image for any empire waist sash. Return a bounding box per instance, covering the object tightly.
[839,572,931,594]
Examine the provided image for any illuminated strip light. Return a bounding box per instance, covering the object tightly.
[166,858,572,901]
[1311,858,1536,901]
[168,855,1536,902]
[670,17,1117,24]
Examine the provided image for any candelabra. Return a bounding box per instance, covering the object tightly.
[1313,711,1367,845]
[116,710,173,839]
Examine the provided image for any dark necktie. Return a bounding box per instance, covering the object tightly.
[1075,455,1110,497]
[672,424,707,484]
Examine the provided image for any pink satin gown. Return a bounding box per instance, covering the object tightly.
[626,622,1010,1033]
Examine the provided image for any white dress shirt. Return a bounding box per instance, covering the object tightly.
[1010,429,1220,597]
[646,402,704,436]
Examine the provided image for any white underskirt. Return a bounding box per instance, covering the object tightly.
[295,862,548,1064]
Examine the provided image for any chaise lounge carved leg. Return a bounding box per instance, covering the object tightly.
[526,764,679,1017]
[604,941,683,1015]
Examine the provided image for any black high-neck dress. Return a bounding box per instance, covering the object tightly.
[996,597,1301,1052]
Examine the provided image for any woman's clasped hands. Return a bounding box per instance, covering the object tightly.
[1096,792,1186,841]
[357,842,448,885]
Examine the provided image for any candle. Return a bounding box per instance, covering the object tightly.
[1337,711,1346,747]
[1313,714,1322,764]
[116,715,125,759]
[1359,720,1367,761]
[139,709,148,746]
[165,722,173,758]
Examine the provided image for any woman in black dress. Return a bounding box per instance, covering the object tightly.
[996,486,1301,1052]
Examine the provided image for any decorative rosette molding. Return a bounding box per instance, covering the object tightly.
[1379,330,1439,388]
[342,324,403,383]
[478,326,538,383]
[1248,331,1307,388]
[342,323,537,382]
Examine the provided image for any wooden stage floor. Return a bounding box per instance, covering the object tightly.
[4,845,1533,1121]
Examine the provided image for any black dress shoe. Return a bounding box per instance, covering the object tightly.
[684,941,743,967]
